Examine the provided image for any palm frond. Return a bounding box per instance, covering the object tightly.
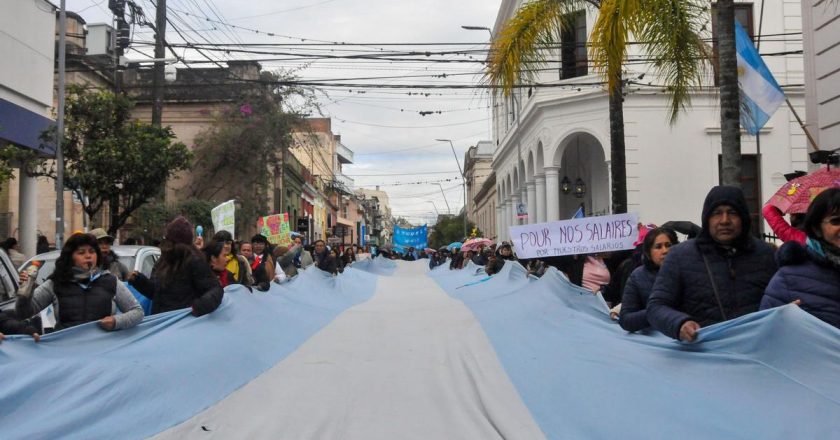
[589,0,641,94]
[485,0,590,97]
[634,0,710,123]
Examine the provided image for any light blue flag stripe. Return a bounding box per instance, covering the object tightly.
[735,21,785,135]
[0,266,379,439]
[431,262,840,439]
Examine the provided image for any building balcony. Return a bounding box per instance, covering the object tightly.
[334,171,354,194]
[336,142,354,164]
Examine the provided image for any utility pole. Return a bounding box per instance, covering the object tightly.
[436,139,466,239]
[55,0,67,247]
[151,0,167,126]
[109,0,129,237]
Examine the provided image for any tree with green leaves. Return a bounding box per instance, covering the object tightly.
[24,85,192,236]
[133,198,216,243]
[429,214,479,249]
[187,71,313,238]
[486,0,715,214]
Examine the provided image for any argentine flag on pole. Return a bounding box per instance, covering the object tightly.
[735,21,785,135]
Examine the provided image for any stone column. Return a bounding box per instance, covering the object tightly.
[502,198,511,240]
[526,181,536,224]
[535,174,546,223]
[495,205,503,241]
[510,194,520,227]
[545,166,561,222]
[18,170,38,258]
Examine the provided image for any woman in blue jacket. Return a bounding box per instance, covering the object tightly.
[762,188,840,328]
[619,228,678,332]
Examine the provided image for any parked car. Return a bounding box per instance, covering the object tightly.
[0,245,160,332]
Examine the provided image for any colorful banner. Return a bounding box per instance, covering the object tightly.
[510,212,638,258]
[211,200,236,238]
[257,213,292,246]
[393,224,428,253]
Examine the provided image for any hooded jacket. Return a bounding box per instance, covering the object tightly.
[761,240,840,328]
[647,186,777,339]
[618,256,659,332]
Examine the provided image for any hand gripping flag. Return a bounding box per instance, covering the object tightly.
[735,21,785,135]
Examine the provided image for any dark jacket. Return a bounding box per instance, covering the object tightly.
[761,241,840,328]
[647,186,778,339]
[0,310,38,335]
[250,254,273,285]
[313,250,338,275]
[619,261,658,332]
[133,256,224,316]
[52,275,117,329]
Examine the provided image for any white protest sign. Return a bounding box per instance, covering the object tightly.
[510,212,639,258]
[211,200,236,238]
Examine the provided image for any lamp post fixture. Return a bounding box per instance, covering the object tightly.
[427,200,440,216]
[561,176,572,194]
[435,138,467,239]
[460,25,493,37]
[573,178,587,199]
[434,183,451,214]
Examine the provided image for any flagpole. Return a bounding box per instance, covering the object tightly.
[785,98,820,151]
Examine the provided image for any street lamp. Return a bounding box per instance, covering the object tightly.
[434,183,452,214]
[435,138,467,239]
[427,200,440,216]
[461,25,493,37]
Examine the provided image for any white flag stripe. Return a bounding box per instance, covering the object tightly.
[736,52,786,116]
[154,262,546,440]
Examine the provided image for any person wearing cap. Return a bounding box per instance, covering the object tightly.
[129,216,223,317]
[89,228,129,281]
[647,186,778,342]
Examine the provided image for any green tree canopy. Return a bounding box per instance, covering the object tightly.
[187,71,314,238]
[29,85,192,235]
[428,214,479,249]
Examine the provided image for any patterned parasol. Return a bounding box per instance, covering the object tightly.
[768,166,840,214]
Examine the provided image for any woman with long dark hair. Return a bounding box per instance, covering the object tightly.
[16,233,143,331]
[619,228,679,332]
[212,231,253,286]
[248,234,275,289]
[130,217,223,316]
[762,188,840,328]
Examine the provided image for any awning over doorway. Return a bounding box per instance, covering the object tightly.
[0,98,55,155]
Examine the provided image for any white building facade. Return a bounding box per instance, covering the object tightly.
[492,0,808,242]
[0,0,56,257]
[465,140,496,238]
[802,0,840,147]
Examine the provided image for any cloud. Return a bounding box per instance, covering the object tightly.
[67,0,501,225]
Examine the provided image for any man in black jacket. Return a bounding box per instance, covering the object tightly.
[647,186,777,342]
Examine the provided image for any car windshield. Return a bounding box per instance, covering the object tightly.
[21,257,137,286]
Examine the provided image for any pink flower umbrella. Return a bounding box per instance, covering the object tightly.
[767,166,840,214]
[461,238,493,252]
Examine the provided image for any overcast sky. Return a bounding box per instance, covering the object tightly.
[65,0,502,225]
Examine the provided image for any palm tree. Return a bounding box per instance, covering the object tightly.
[486,0,712,214]
[715,0,741,187]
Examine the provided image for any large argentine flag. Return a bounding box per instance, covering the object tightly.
[735,21,785,135]
[2,258,840,438]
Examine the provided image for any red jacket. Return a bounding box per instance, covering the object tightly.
[762,204,806,244]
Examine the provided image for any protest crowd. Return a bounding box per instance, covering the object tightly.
[1,184,839,346]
